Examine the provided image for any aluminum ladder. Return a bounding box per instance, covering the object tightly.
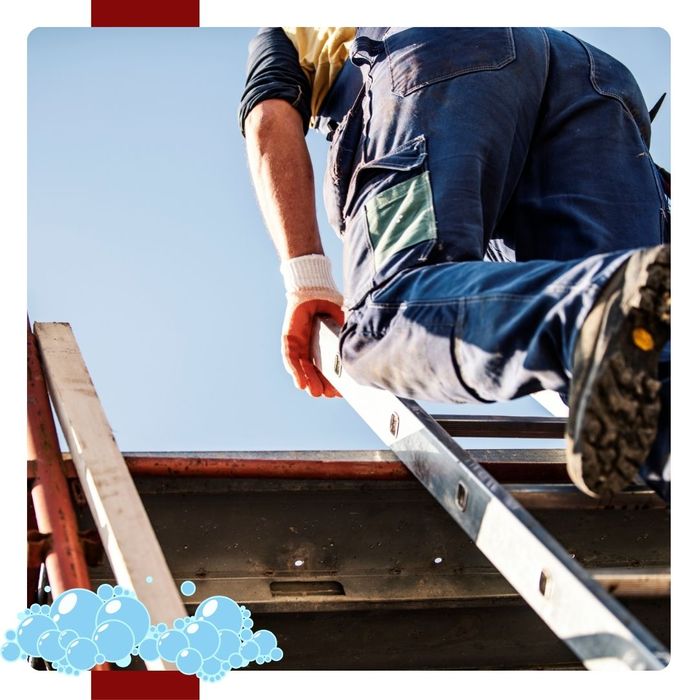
[312,317,670,670]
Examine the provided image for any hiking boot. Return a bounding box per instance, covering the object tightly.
[566,245,670,498]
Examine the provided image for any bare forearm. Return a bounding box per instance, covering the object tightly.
[244,99,324,260]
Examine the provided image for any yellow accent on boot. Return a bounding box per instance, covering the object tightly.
[632,328,655,351]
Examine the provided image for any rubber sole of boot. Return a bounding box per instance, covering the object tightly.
[566,245,670,498]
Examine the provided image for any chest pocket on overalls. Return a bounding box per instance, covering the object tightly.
[384,27,516,96]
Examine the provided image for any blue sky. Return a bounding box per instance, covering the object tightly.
[27,27,670,453]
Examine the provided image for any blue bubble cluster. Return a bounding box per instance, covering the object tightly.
[143,582,284,681]
[1,579,283,681]
[0,586,151,675]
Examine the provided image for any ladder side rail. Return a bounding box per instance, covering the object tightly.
[34,322,187,671]
[27,319,93,595]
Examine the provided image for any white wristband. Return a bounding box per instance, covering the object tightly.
[280,254,340,293]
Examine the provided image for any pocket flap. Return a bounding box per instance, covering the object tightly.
[345,136,427,218]
[356,135,427,174]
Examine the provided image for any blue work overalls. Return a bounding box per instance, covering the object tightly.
[317,28,670,494]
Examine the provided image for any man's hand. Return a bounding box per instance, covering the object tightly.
[279,254,345,398]
[282,295,345,398]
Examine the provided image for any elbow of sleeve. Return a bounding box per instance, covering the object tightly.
[239,87,311,138]
[239,27,313,138]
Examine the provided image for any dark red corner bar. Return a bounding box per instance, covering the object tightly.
[92,671,199,700]
[89,4,197,697]
[92,0,199,27]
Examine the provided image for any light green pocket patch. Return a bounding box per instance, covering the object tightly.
[365,171,437,270]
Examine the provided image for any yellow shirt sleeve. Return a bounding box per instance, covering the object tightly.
[282,27,356,125]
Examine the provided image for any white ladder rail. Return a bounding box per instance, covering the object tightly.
[34,322,187,671]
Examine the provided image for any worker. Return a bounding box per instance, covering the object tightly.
[239,27,670,500]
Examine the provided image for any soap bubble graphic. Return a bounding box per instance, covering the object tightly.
[253,630,277,657]
[36,629,65,662]
[157,629,188,662]
[92,620,135,662]
[176,647,202,675]
[180,581,196,596]
[66,637,99,671]
[195,595,243,634]
[215,629,241,661]
[1,579,284,680]
[16,613,57,656]
[137,636,159,662]
[229,652,244,669]
[58,630,78,649]
[1,642,22,662]
[50,589,102,638]
[182,621,219,660]
[202,657,222,675]
[95,595,150,646]
[96,584,114,601]
[241,640,259,662]
[202,656,224,682]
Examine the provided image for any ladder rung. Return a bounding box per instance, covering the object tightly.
[33,448,570,484]
[40,451,665,497]
[89,568,670,611]
[435,414,566,439]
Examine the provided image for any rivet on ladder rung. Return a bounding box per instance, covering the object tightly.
[456,482,468,511]
[389,412,400,437]
[539,569,553,598]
